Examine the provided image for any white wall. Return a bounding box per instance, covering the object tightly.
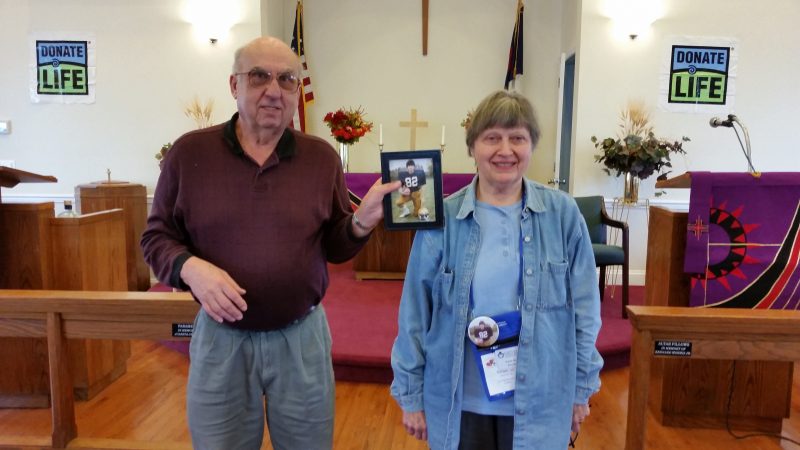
[265,0,563,181]
[4,0,798,285]
[2,0,563,192]
[0,0,260,201]
[573,0,800,283]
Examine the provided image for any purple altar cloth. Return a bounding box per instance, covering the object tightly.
[345,172,475,203]
[685,171,800,309]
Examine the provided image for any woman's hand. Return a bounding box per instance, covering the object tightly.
[402,410,428,441]
[572,403,590,433]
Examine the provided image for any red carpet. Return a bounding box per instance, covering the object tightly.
[157,261,642,383]
[325,261,643,382]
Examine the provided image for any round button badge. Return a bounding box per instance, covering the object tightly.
[467,316,499,348]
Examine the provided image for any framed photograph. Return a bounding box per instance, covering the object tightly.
[380,150,444,230]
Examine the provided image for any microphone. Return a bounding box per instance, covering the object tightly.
[708,114,756,173]
[709,115,735,128]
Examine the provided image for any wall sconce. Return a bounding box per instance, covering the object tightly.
[604,0,663,41]
[184,0,238,44]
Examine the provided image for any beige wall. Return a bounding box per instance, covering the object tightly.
[0,0,260,198]
[3,0,800,284]
[573,0,800,282]
[1,0,563,194]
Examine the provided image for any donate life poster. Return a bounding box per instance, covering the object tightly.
[658,36,738,114]
[29,32,96,104]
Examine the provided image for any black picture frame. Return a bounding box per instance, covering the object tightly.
[380,150,444,230]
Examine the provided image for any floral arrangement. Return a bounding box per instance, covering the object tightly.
[592,102,689,180]
[323,107,373,145]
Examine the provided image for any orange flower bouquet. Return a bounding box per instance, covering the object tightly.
[323,107,373,145]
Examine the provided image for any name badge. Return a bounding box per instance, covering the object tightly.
[468,310,522,401]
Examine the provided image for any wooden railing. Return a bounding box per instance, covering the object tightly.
[625,305,800,450]
[0,289,198,449]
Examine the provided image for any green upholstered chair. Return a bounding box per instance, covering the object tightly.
[574,196,630,318]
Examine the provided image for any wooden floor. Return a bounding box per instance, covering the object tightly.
[2,341,800,449]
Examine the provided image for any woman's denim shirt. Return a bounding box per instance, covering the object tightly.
[391,177,603,450]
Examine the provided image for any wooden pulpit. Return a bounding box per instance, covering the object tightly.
[0,167,130,407]
[76,180,150,291]
[644,180,793,432]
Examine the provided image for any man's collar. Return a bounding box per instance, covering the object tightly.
[223,112,297,160]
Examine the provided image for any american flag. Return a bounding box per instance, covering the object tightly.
[504,1,524,90]
[290,1,314,132]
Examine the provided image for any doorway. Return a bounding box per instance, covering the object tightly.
[552,53,575,193]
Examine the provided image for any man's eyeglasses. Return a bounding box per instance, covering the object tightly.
[234,68,300,92]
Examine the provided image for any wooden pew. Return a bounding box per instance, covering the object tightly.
[625,305,800,450]
[0,289,198,449]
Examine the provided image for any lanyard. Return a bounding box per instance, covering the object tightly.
[468,189,526,318]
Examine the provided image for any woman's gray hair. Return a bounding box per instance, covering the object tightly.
[466,90,541,155]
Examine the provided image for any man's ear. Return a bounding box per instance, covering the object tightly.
[229,74,238,99]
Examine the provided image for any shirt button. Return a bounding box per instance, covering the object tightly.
[516,409,526,415]
[525,303,533,311]
[526,268,533,275]
[521,338,529,345]
[524,236,531,242]
[518,374,526,381]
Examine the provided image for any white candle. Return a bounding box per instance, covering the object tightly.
[379,124,383,145]
[441,125,446,145]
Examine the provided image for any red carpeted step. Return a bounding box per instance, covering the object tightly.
[152,262,641,383]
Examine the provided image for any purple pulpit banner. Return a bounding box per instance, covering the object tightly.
[685,172,800,309]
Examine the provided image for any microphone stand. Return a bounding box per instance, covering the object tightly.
[728,115,757,174]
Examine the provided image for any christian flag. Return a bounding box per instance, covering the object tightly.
[504,1,524,90]
[291,1,314,132]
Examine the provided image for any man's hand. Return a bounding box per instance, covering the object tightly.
[180,256,247,323]
[402,410,428,441]
[351,179,402,238]
[572,403,590,433]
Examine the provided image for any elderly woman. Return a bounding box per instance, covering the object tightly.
[391,90,603,450]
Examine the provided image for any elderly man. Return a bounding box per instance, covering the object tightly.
[141,36,397,450]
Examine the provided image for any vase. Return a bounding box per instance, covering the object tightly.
[623,172,639,204]
[338,142,349,173]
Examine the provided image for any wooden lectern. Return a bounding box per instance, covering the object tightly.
[76,180,150,291]
[0,167,130,407]
[644,173,792,432]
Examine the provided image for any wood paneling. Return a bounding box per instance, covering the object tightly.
[644,206,793,433]
[625,305,800,449]
[352,220,414,280]
[0,203,55,407]
[0,203,55,289]
[76,182,150,291]
[0,207,131,407]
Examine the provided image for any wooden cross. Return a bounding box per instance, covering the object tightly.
[422,0,429,55]
[399,108,429,150]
